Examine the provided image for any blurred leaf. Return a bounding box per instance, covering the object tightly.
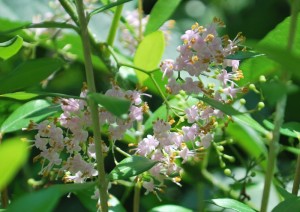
[144,0,180,35]
[74,187,97,212]
[225,51,263,60]
[89,93,131,118]
[263,120,300,138]
[0,35,23,60]
[282,146,300,155]
[0,99,59,134]
[210,198,256,212]
[226,121,268,170]
[133,31,165,84]
[89,0,132,17]
[108,195,126,212]
[109,156,158,180]
[149,204,193,212]
[0,138,28,191]
[0,92,39,100]
[239,56,279,86]
[276,186,295,200]
[0,58,63,94]
[198,96,268,135]
[7,182,95,212]
[272,197,300,212]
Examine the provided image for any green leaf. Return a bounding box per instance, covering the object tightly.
[210,198,256,212]
[0,92,39,100]
[7,182,95,212]
[198,96,268,135]
[263,120,300,138]
[144,0,180,35]
[89,0,132,17]
[0,58,63,94]
[0,99,59,134]
[0,35,23,60]
[108,195,126,212]
[133,31,165,84]
[272,197,300,212]
[149,205,193,212]
[109,156,158,180]
[89,93,131,118]
[225,51,263,60]
[0,138,28,190]
[276,186,295,200]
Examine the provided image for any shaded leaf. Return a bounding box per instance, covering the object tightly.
[109,156,158,180]
[272,197,300,212]
[134,31,165,84]
[149,205,193,212]
[276,186,296,200]
[210,198,256,212]
[89,93,131,118]
[0,35,23,60]
[0,58,63,94]
[144,0,181,35]
[0,138,28,190]
[225,51,263,60]
[0,100,59,134]
[263,120,300,138]
[7,182,95,212]
[89,0,132,17]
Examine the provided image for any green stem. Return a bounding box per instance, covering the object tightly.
[0,133,9,209]
[75,1,108,211]
[137,0,143,42]
[107,5,124,47]
[133,178,141,212]
[260,1,299,211]
[292,142,300,195]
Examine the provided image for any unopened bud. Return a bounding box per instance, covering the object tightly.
[239,98,246,105]
[250,172,256,177]
[217,145,224,152]
[224,168,232,176]
[259,75,266,82]
[249,84,259,93]
[220,161,226,168]
[258,102,265,110]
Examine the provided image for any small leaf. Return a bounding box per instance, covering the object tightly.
[89,0,132,17]
[0,138,28,190]
[272,197,300,212]
[89,93,131,118]
[109,156,158,180]
[276,186,295,200]
[263,120,300,138]
[149,205,193,212]
[0,99,59,134]
[0,35,23,60]
[225,51,263,60]
[144,0,180,35]
[0,58,63,94]
[134,31,165,84]
[7,182,95,212]
[210,198,256,212]
[0,92,39,100]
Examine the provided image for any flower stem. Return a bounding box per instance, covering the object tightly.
[0,133,9,209]
[137,0,143,42]
[75,0,108,211]
[260,1,300,211]
[133,178,141,212]
[107,5,124,47]
[292,141,300,195]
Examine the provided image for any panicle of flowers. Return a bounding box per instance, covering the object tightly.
[135,119,195,194]
[120,10,175,53]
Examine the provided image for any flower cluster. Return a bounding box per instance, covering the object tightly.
[120,10,175,53]
[160,18,245,101]
[29,83,148,182]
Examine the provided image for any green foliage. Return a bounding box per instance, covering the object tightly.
[0,35,23,60]
[144,0,181,35]
[0,138,28,191]
[272,197,300,212]
[149,204,193,212]
[89,0,132,18]
[210,198,256,212]
[109,156,158,180]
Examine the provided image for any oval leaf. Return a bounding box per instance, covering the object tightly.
[89,93,131,118]
[210,198,256,212]
[272,197,300,212]
[0,92,39,100]
[0,35,23,60]
[0,99,59,133]
[0,138,28,190]
[7,182,95,212]
[109,156,158,180]
[144,0,181,35]
[149,205,193,212]
[0,58,63,94]
[133,31,165,84]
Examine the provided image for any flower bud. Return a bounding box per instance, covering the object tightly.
[258,102,265,110]
[224,168,232,176]
[217,145,224,152]
[239,98,246,105]
[259,75,266,82]
[250,171,256,177]
[249,84,259,93]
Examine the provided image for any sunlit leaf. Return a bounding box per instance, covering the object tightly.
[144,0,180,35]
[0,58,63,94]
[89,93,131,118]
[149,205,193,212]
[0,138,28,190]
[133,31,165,84]
[0,92,39,100]
[0,99,59,134]
[89,0,132,17]
[109,156,158,180]
[263,120,300,138]
[7,182,95,212]
[0,35,23,60]
[210,198,256,212]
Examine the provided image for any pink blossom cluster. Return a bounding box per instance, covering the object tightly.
[160,18,245,100]
[120,10,175,53]
[29,83,147,182]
